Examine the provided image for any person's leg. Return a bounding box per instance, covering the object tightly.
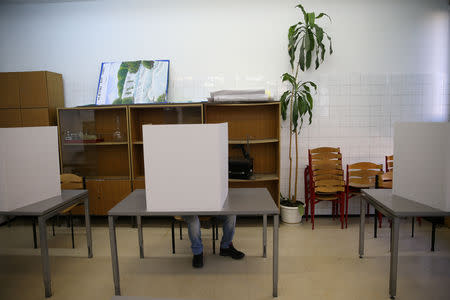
[219,215,236,249]
[183,216,203,255]
[218,215,245,259]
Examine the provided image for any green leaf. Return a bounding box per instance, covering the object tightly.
[308,30,315,51]
[314,24,324,43]
[292,98,299,131]
[308,12,315,26]
[316,12,332,22]
[327,34,333,54]
[281,73,296,86]
[305,50,312,69]
[299,41,305,71]
[306,92,314,110]
[296,4,308,23]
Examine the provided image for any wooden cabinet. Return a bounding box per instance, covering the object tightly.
[58,102,280,214]
[204,102,281,206]
[58,106,131,215]
[85,179,131,215]
[128,104,203,181]
[0,71,64,127]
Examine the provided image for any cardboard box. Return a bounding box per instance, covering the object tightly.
[143,123,228,212]
[393,122,450,212]
[0,127,61,211]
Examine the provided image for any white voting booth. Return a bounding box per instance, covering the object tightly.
[0,127,61,211]
[143,123,228,211]
[394,122,450,212]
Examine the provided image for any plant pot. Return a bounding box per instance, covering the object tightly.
[280,203,304,224]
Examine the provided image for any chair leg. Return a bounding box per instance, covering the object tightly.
[179,222,182,240]
[70,213,75,249]
[340,195,344,229]
[378,212,383,228]
[52,218,55,236]
[215,219,218,240]
[171,221,175,254]
[332,202,335,220]
[417,217,422,226]
[311,199,315,230]
[431,222,436,252]
[345,192,349,228]
[212,224,216,254]
[411,217,415,238]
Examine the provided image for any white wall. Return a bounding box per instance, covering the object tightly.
[0,0,448,213]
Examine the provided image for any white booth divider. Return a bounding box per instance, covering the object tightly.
[394,122,450,212]
[0,127,61,211]
[143,123,228,212]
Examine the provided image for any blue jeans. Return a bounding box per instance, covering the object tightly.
[182,215,236,255]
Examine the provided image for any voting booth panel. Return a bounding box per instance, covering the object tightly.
[143,123,228,211]
[394,122,450,212]
[0,127,61,211]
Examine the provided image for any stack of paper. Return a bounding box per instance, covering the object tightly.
[208,89,271,102]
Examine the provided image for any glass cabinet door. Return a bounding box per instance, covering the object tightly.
[58,106,130,178]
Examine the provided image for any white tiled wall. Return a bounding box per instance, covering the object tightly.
[167,72,449,214]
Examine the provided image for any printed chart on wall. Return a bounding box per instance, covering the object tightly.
[96,60,170,105]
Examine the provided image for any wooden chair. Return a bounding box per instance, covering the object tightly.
[385,155,394,172]
[54,173,85,248]
[346,162,383,228]
[376,170,393,189]
[171,216,218,254]
[306,147,341,222]
[308,148,345,229]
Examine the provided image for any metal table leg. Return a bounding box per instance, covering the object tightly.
[137,216,144,258]
[374,210,377,238]
[263,214,267,258]
[38,216,52,297]
[411,217,415,238]
[431,222,436,252]
[84,197,93,258]
[273,214,279,297]
[32,217,38,249]
[359,197,366,258]
[389,217,400,299]
[109,216,121,296]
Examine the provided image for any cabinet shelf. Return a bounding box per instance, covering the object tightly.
[229,173,279,182]
[229,138,278,144]
[63,142,128,146]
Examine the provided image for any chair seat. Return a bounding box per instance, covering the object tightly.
[315,193,340,201]
[349,183,374,189]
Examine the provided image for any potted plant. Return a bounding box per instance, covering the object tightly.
[280,3,333,223]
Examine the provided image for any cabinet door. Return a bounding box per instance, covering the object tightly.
[86,180,102,215]
[21,108,50,126]
[99,180,131,215]
[0,109,22,127]
[0,73,20,108]
[19,72,48,108]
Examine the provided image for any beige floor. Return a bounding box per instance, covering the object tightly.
[0,216,449,300]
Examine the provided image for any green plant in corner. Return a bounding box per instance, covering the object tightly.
[280,3,333,206]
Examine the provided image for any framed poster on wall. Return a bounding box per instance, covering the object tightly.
[95,60,169,105]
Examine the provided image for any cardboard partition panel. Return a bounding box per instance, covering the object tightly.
[143,123,228,211]
[0,127,61,211]
[393,122,450,212]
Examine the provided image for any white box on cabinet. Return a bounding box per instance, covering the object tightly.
[143,123,228,212]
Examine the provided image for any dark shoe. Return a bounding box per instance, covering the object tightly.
[192,252,203,268]
[220,243,245,260]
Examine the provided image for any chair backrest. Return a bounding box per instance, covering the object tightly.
[376,170,393,189]
[308,147,344,193]
[347,162,383,189]
[60,173,84,190]
[385,155,394,172]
